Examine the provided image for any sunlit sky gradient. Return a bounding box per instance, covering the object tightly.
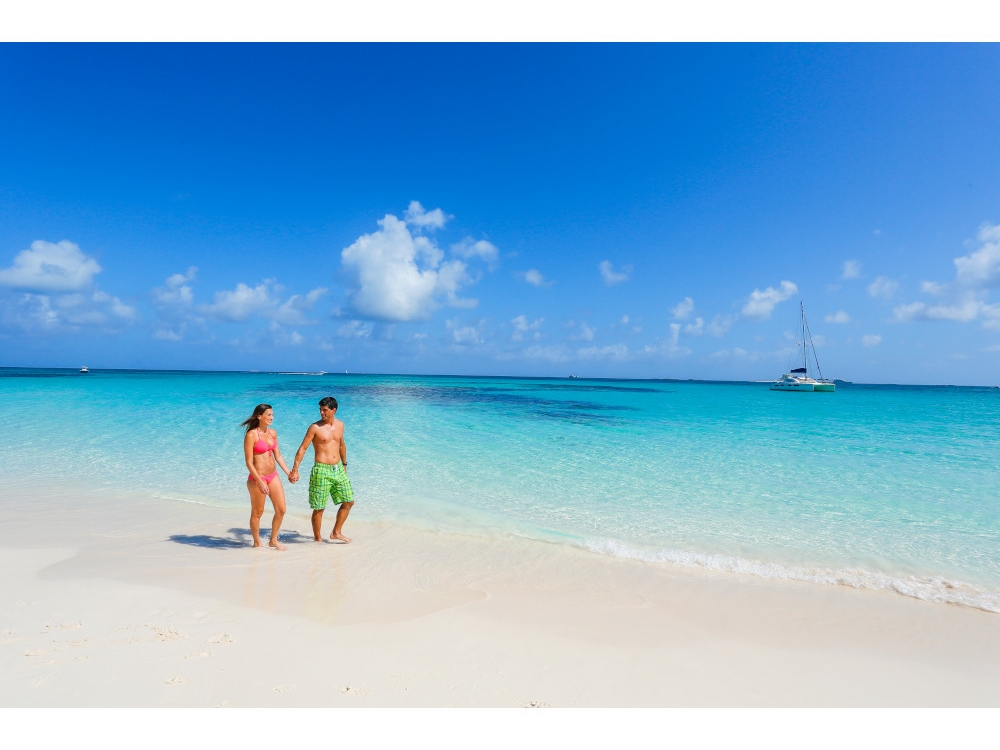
[2,43,1000,384]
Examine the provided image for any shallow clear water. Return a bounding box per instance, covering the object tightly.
[5,368,1000,611]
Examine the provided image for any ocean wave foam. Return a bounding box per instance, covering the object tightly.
[579,538,1000,614]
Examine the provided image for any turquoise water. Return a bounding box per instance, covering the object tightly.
[5,368,1000,611]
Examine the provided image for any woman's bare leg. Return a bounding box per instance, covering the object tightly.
[247,480,267,547]
[267,478,287,550]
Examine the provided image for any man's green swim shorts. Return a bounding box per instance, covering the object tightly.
[308,462,355,510]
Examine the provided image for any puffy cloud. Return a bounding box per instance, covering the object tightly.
[404,200,450,230]
[890,223,1000,330]
[153,266,197,309]
[671,297,694,320]
[451,238,499,265]
[1,288,137,332]
[683,314,735,337]
[569,321,596,342]
[862,334,882,347]
[868,276,898,300]
[272,287,328,325]
[337,320,374,339]
[199,281,276,322]
[510,315,544,342]
[521,269,550,287]
[446,318,483,345]
[953,222,1000,288]
[599,260,632,286]
[892,295,985,323]
[741,280,797,320]
[577,343,629,360]
[0,240,101,292]
[341,213,475,321]
[842,260,861,280]
[825,310,851,324]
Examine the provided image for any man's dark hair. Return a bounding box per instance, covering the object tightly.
[319,396,338,410]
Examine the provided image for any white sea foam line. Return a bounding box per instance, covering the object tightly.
[581,538,1000,614]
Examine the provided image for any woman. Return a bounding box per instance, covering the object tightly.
[242,403,292,550]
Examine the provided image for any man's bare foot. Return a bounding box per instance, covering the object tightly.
[330,532,352,543]
[252,540,263,548]
[313,537,324,543]
[269,539,287,551]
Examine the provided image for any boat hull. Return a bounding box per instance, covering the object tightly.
[770,381,815,391]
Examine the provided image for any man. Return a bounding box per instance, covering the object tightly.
[290,396,355,543]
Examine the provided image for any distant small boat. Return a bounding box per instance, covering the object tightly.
[568,374,579,379]
[771,303,835,393]
[79,366,89,373]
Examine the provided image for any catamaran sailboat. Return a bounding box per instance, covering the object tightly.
[770,303,835,392]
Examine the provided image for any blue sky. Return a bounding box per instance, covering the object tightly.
[2,43,1000,384]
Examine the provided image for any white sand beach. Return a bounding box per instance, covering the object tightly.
[3,483,1000,708]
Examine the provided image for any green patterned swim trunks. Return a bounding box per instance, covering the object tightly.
[308,462,355,509]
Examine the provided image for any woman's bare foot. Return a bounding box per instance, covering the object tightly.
[269,539,287,551]
[252,540,263,548]
[330,532,352,543]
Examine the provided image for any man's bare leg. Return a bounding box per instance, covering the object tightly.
[311,509,325,542]
[330,501,354,543]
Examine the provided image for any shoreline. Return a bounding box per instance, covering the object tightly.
[3,488,999,706]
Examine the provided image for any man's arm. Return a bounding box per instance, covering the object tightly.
[340,425,347,471]
[290,424,316,482]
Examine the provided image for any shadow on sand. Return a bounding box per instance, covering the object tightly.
[168,527,312,549]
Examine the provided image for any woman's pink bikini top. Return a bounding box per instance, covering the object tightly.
[253,429,276,454]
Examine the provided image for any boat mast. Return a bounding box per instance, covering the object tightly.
[801,301,807,373]
[801,303,825,381]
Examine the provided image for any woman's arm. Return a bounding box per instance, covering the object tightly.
[271,430,292,475]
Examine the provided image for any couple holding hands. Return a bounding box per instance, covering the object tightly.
[241,396,354,550]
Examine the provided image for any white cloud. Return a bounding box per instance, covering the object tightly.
[569,321,596,341]
[599,260,632,286]
[510,315,544,342]
[893,295,985,324]
[521,269,549,287]
[0,240,102,292]
[825,310,851,324]
[682,313,734,337]
[451,238,499,266]
[868,276,898,300]
[953,222,1000,288]
[1,288,137,332]
[577,343,629,360]
[446,318,483,345]
[154,327,184,341]
[403,200,450,230]
[741,280,797,320]
[199,281,276,322]
[337,320,374,338]
[671,296,694,320]
[272,287,328,325]
[862,334,882,347]
[341,213,474,321]
[153,266,197,308]
[842,260,861,280]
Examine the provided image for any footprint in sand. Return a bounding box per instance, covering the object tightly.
[165,677,187,685]
[44,622,83,632]
[153,627,184,642]
[272,684,295,693]
[342,685,364,695]
[184,651,211,660]
[24,649,46,657]
[524,700,550,708]
[208,634,234,644]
